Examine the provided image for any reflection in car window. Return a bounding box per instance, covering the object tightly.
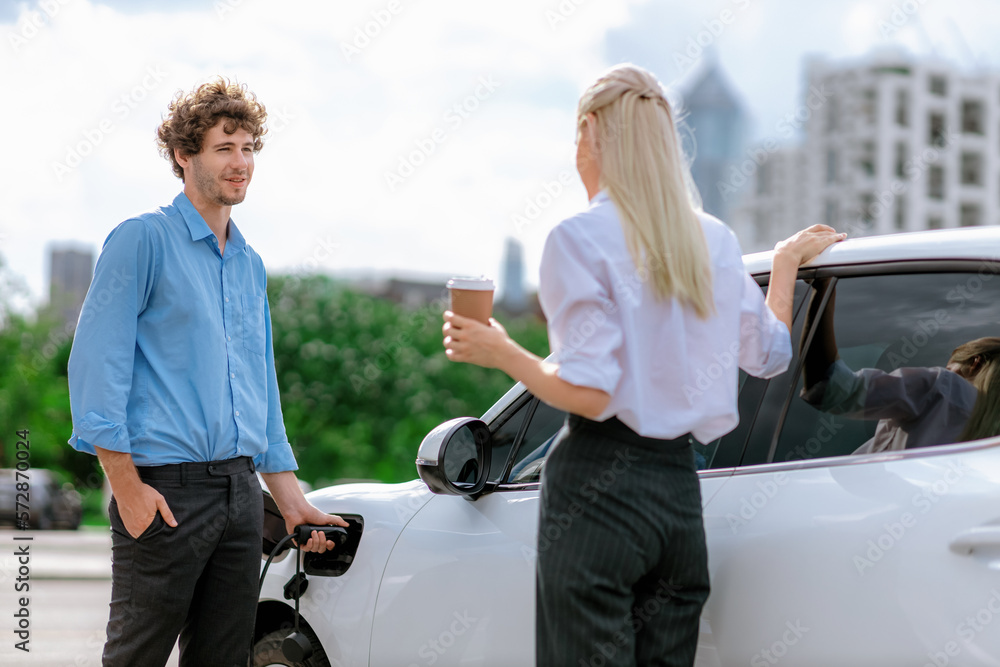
[487,399,528,482]
[772,271,1000,463]
[507,401,567,484]
[502,391,744,486]
[739,279,825,467]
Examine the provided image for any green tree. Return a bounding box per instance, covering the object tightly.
[0,260,550,522]
[0,255,98,492]
[268,275,549,486]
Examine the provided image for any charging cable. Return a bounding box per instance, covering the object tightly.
[255,526,349,664]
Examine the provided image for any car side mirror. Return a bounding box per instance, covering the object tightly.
[416,418,492,497]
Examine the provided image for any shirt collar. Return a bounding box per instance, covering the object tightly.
[589,190,611,207]
[173,192,247,254]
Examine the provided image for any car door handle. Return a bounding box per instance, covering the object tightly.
[949,526,1000,556]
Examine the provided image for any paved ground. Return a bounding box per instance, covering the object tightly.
[0,527,180,667]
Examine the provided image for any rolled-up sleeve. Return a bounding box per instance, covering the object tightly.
[539,223,623,394]
[737,271,792,378]
[253,293,298,473]
[67,220,156,455]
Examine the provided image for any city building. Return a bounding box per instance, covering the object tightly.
[733,51,1000,252]
[497,237,528,315]
[48,245,93,329]
[681,58,750,222]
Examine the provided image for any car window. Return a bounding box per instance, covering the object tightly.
[706,370,760,469]
[769,270,1000,463]
[506,400,566,484]
[485,278,813,485]
[737,279,816,467]
[500,376,765,487]
[487,398,529,482]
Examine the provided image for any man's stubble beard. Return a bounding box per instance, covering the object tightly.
[190,154,248,207]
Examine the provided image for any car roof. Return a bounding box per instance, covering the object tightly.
[484,226,1000,424]
[742,226,1000,276]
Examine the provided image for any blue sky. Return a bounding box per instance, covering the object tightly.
[2,0,999,310]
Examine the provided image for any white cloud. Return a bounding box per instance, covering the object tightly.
[3,0,1000,309]
[1,0,627,304]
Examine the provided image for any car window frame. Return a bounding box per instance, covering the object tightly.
[742,259,1000,474]
[490,396,562,493]
[478,391,537,495]
[483,259,1000,489]
[736,272,821,468]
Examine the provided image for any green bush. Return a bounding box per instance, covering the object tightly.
[268,275,549,486]
[0,266,550,514]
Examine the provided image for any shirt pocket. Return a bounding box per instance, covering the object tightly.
[242,294,266,356]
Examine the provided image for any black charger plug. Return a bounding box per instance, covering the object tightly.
[293,525,349,547]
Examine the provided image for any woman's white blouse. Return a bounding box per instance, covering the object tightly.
[539,191,792,443]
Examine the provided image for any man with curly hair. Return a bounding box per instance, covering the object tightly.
[67,77,345,667]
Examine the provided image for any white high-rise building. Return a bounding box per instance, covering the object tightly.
[733,52,1000,252]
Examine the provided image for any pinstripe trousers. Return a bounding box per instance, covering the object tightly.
[536,415,710,667]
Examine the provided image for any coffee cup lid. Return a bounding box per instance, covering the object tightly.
[447,276,495,291]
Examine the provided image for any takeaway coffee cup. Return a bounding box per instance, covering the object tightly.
[447,276,495,325]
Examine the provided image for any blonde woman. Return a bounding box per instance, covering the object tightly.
[443,64,843,666]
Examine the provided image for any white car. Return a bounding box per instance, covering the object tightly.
[255,227,1000,667]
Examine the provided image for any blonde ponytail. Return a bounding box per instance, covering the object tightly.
[578,64,714,318]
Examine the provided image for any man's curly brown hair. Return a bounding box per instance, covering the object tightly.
[156,77,267,181]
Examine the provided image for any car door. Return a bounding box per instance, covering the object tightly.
[370,376,758,666]
[368,393,549,666]
[699,266,1000,667]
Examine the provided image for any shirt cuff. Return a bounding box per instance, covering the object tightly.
[254,441,299,474]
[70,412,132,454]
[557,357,621,395]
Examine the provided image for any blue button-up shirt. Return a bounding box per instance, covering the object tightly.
[67,192,297,473]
